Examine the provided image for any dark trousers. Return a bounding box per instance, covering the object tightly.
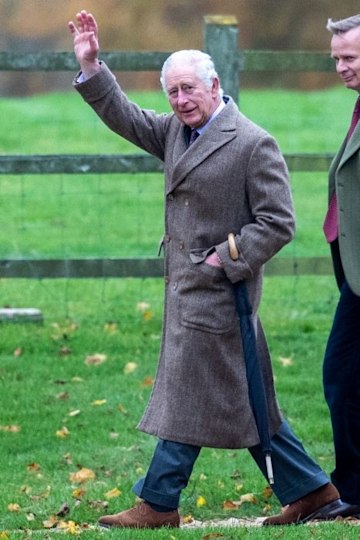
[133,420,329,509]
[323,280,360,504]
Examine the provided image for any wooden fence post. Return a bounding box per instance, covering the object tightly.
[203,15,240,104]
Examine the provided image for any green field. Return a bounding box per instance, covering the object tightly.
[0,85,359,539]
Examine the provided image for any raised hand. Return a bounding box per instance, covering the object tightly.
[68,10,101,77]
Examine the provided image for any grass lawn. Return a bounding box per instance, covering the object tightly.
[0,83,359,538]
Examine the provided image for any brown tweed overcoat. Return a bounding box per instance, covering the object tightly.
[75,64,295,449]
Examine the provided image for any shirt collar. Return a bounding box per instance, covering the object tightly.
[196,99,226,135]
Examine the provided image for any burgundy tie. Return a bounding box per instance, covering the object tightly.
[323,97,360,243]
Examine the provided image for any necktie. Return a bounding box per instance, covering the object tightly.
[188,128,199,145]
[323,97,360,243]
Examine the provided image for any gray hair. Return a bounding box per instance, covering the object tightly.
[327,14,360,34]
[160,49,223,97]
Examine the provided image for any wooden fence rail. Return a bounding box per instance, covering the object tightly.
[0,15,335,279]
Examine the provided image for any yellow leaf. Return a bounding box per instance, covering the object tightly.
[0,532,9,540]
[136,302,150,312]
[71,376,84,383]
[56,426,70,438]
[57,520,81,534]
[85,353,107,366]
[92,399,107,406]
[182,514,194,523]
[196,495,206,507]
[278,356,294,367]
[72,488,86,499]
[68,409,81,417]
[142,309,154,321]
[7,503,20,512]
[262,485,273,499]
[69,467,95,484]
[124,361,137,374]
[105,487,122,499]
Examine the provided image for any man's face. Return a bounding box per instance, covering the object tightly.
[331,26,360,92]
[165,61,220,128]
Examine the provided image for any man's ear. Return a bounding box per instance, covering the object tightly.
[211,77,220,95]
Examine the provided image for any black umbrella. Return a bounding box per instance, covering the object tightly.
[233,279,274,484]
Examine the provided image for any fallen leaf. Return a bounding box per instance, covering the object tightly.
[71,376,84,382]
[136,302,153,321]
[91,399,107,406]
[117,404,128,415]
[62,453,73,466]
[136,302,150,312]
[196,495,207,507]
[123,362,137,374]
[56,392,69,400]
[223,500,238,510]
[104,322,118,333]
[182,514,194,524]
[59,346,72,356]
[56,426,70,438]
[43,515,58,529]
[7,503,20,512]
[72,488,86,499]
[0,533,9,540]
[262,485,273,499]
[141,376,154,387]
[68,409,81,417]
[57,520,81,534]
[85,353,107,366]
[278,356,294,367]
[239,493,257,504]
[0,424,20,433]
[13,347,22,357]
[105,487,121,499]
[27,463,41,473]
[88,499,109,510]
[69,467,95,484]
[26,513,35,521]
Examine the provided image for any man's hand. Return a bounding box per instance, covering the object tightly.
[205,251,223,268]
[68,10,101,78]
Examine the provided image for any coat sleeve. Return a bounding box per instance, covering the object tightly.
[73,62,170,161]
[216,133,295,283]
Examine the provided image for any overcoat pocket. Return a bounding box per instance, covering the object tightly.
[178,265,237,334]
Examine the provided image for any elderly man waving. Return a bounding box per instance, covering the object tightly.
[68,10,347,528]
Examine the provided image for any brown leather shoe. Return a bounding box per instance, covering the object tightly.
[98,501,180,529]
[263,482,342,526]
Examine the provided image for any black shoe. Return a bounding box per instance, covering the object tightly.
[321,501,360,519]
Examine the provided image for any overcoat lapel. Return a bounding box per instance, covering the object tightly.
[167,105,237,194]
[338,123,360,169]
